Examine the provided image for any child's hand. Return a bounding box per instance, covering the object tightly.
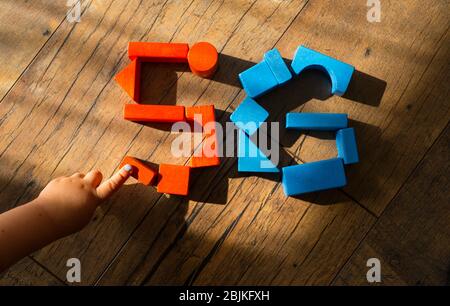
[35,165,132,236]
[0,165,133,272]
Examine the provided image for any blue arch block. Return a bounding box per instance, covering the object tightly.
[282,158,347,196]
[336,128,359,164]
[230,97,269,135]
[291,46,355,96]
[237,130,279,173]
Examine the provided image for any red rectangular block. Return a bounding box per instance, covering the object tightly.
[156,164,190,196]
[128,42,189,62]
[124,104,186,123]
[185,105,216,127]
[191,141,220,168]
[119,156,157,186]
[186,105,220,168]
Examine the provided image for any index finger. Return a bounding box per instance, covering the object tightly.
[96,164,132,200]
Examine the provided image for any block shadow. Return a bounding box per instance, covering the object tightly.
[104,181,189,249]
[124,62,187,132]
[343,70,386,107]
[123,53,387,206]
[214,55,386,205]
[217,54,386,108]
[139,62,189,105]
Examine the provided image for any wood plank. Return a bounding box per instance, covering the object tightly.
[99,0,448,285]
[1,0,448,286]
[97,0,380,284]
[95,0,323,284]
[0,257,63,285]
[0,0,311,284]
[334,124,450,285]
[99,124,375,285]
[192,191,374,285]
[0,0,69,100]
[269,0,450,216]
[0,0,174,282]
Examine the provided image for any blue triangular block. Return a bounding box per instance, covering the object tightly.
[237,130,279,173]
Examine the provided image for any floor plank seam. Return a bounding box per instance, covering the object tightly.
[340,190,378,219]
[124,0,315,285]
[0,0,84,106]
[95,0,269,283]
[271,0,310,49]
[28,256,67,285]
[185,205,250,285]
[328,119,450,285]
[290,213,338,285]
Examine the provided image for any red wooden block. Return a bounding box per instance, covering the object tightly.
[156,164,190,196]
[191,135,220,168]
[187,42,218,78]
[185,105,220,168]
[119,156,157,186]
[124,104,186,123]
[185,105,216,128]
[128,42,189,62]
[114,58,141,102]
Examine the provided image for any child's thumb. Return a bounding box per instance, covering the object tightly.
[96,164,132,200]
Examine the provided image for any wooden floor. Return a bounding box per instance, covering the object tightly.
[0,0,449,286]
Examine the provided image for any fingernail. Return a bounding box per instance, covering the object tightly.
[123,164,132,172]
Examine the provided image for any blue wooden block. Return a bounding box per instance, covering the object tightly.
[336,128,359,164]
[230,97,269,135]
[282,158,347,196]
[239,60,278,98]
[237,130,279,173]
[291,46,355,96]
[286,113,348,131]
[263,49,292,85]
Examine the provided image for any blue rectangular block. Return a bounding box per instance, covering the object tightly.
[263,49,292,85]
[230,97,269,135]
[286,113,348,131]
[239,61,278,98]
[336,128,359,164]
[282,158,347,196]
[237,130,279,173]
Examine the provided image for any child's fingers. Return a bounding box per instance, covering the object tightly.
[84,170,103,187]
[96,165,132,200]
[71,172,85,179]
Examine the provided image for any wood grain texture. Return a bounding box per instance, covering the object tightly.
[0,0,69,100]
[95,0,315,285]
[97,0,380,285]
[1,0,311,284]
[0,0,448,286]
[273,0,450,216]
[98,0,449,285]
[334,124,450,286]
[0,256,63,286]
